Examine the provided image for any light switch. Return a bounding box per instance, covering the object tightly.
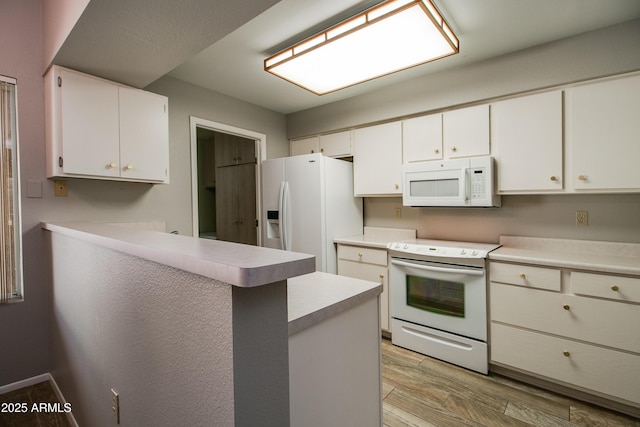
[27,180,43,198]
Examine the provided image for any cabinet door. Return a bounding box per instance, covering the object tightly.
[338,259,389,331]
[492,91,563,192]
[290,136,319,156]
[60,68,120,177]
[215,133,255,167]
[353,122,403,196]
[402,114,443,163]
[567,75,640,191]
[119,87,169,182]
[319,131,351,157]
[442,105,490,158]
[215,164,257,245]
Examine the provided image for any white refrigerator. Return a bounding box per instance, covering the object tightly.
[261,153,363,274]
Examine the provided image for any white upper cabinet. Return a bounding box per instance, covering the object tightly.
[319,131,352,158]
[353,122,403,196]
[566,74,640,192]
[442,105,490,159]
[491,91,563,193]
[119,86,169,182]
[45,66,169,183]
[290,136,320,156]
[402,114,443,163]
[290,131,352,158]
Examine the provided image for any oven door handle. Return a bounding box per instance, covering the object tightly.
[391,259,484,276]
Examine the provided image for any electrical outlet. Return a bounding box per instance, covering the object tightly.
[54,180,68,197]
[111,389,120,424]
[576,210,588,226]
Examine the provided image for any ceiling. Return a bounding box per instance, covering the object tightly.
[57,0,640,115]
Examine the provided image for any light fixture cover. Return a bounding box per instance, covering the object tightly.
[264,0,459,95]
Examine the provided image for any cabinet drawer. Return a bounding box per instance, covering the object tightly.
[491,323,640,405]
[490,262,560,291]
[338,245,387,266]
[571,271,640,304]
[491,283,640,353]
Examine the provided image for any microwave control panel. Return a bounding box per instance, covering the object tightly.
[470,168,486,199]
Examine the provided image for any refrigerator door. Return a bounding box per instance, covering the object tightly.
[261,157,285,250]
[284,154,325,271]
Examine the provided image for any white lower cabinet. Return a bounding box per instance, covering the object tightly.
[490,261,640,409]
[337,245,390,331]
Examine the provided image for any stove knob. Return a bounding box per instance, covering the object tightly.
[471,250,479,256]
[404,244,409,249]
[460,249,467,255]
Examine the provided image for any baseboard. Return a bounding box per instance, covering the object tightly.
[0,373,79,427]
[48,374,79,427]
[0,373,50,394]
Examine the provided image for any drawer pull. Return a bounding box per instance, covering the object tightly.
[519,273,526,279]
[379,274,384,280]
[550,176,558,182]
[563,304,571,311]
[611,285,619,292]
[358,253,363,258]
[563,351,571,358]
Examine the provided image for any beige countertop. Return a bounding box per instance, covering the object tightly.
[287,271,382,336]
[41,221,315,287]
[490,235,640,276]
[334,226,417,249]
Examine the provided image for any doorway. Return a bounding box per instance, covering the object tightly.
[190,117,266,245]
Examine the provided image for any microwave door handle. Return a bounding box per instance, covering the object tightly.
[462,168,469,201]
[391,259,485,276]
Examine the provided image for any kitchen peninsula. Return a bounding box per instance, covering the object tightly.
[41,222,382,427]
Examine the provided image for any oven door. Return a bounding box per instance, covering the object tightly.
[390,257,487,341]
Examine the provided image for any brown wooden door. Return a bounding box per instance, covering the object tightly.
[215,163,257,245]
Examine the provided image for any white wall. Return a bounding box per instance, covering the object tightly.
[286,19,640,244]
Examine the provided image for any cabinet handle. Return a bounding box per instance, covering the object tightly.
[395,184,399,190]
[108,162,117,169]
[379,274,384,280]
[125,164,133,170]
[550,176,558,182]
[311,150,315,153]
[563,351,571,358]
[578,175,587,181]
[519,273,526,279]
[357,253,363,258]
[563,304,571,311]
[434,148,440,154]
[320,148,324,153]
[611,285,619,292]
[451,146,457,152]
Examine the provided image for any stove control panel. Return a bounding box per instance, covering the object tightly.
[387,242,491,259]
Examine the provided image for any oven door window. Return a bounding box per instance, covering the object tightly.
[406,274,464,317]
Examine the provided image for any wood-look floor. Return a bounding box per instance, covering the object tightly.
[382,338,640,427]
[0,381,71,427]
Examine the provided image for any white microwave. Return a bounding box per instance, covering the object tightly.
[402,156,501,207]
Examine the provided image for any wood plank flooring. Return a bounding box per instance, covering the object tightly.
[0,380,71,427]
[382,338,640,427]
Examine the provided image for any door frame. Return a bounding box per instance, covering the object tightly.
[189,116,266,244]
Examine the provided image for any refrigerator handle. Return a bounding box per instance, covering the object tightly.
[278,182,285,250]
[281,182,291,251]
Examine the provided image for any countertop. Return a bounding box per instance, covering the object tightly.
[334,226,417,249]
[41,221,316,287]
[490,235,640,276]
[287,272,382,336]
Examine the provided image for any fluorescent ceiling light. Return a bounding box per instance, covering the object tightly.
[264,0,459,95]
